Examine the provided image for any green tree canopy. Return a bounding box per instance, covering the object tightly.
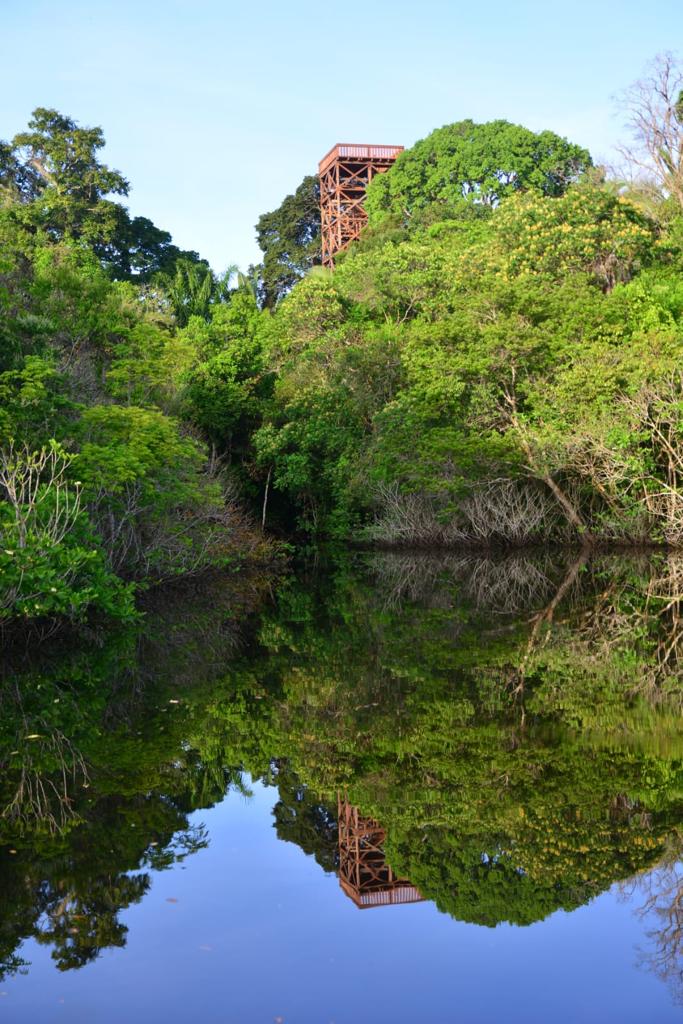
[2,108,203,282]
[364,119,592,225]
[10,107,129,240]
[255,174,321,307]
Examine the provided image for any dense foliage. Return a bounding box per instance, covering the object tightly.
[254,174,321,308]
[0,109,272,631]
[363,119,592,223]
[5,56,683,633]
[245,175,683,541]
[2,553,683,979]
[221,90,683,544]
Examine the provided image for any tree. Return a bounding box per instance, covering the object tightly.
[162,259,215,325]
[0,113,268,631]
[255,174,321,308]
[364,119,592,225]
[159,259,239,325]
[0,140,43,202]
[96,208,204,282]
[182,291,273,461]
[618,52,683,211]
[3,109,205,282]
[490,184,658,291]
[11,108,128,241]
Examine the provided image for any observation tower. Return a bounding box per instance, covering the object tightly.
[319,143,403,267]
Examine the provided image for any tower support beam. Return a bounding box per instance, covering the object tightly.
[319,144,403,267]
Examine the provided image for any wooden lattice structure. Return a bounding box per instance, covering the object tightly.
[319,144,404,267]
[337,796,423,909]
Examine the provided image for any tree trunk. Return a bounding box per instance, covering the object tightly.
[261,466,272,532]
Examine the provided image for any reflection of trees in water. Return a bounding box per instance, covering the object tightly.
[368,550,683,718]
[644,558,683,704]
[271,763,338,874]
[3,726,89,835]
[254,554,683,932]
[504,548,591,722]
[542,553,683,714]
[4,554,683,985]
[101,573,258,733]
[0,792,211,979]
[621,835,683,1006]
[0,572,266,981]
[36,873,151,971]
[367,550,559,614]
[366,548,679,626]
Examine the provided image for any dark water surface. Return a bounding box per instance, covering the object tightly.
[2,552,683,1022]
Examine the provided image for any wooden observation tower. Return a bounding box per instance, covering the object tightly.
[337,796,423,909]
[319,144,403,268]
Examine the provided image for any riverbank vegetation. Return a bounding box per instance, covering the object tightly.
[2,54,683,632]
[247,55,683,546]
[0,110,273,631]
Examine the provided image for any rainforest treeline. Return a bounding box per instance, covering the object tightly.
[2,55,683,628]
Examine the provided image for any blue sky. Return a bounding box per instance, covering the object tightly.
[2,1,681,271]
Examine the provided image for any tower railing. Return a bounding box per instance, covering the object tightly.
[319,143,404,175]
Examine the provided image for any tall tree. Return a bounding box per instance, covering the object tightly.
[11,107,129,240]
[364,119,592,225]
[3,108,204,282]
[255,174,321,308]
[618,52,683,211]
[96,208,204,281]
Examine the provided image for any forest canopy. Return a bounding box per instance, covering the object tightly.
[3,53,683,633]
[363,118,592,223]
[0,108,271,631]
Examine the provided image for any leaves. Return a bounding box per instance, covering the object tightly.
[364,118,591,225]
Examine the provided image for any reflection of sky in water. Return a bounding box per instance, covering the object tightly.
[4,780,681,1024]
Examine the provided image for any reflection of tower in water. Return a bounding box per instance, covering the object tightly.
[337,795,423,909]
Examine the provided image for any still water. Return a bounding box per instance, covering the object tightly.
[2,551,683,1022]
